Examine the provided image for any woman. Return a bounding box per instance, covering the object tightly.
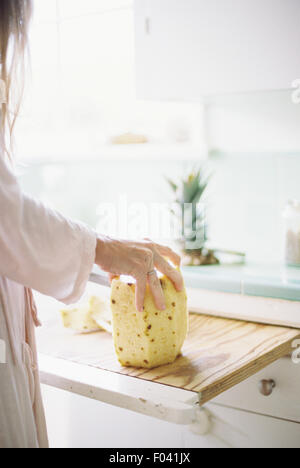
[0,0,183,449]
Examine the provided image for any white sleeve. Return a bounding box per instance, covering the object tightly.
[0,155,97,304]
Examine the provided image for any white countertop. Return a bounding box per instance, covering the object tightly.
[38,354,198,425]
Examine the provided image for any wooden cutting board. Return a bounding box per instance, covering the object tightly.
[37,313,300,405]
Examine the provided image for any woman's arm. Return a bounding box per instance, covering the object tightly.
[0,154,183,310]
[0,155,97,304]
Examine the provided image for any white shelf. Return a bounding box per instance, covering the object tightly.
[38,354,198,425]
[19,143,207,166]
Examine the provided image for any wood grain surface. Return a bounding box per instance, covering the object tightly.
[37,313,300,405]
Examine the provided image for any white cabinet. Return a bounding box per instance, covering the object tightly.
[41,385,186,449]
[42,385,300,448]
[185,403,300,448]
[214,357,300,423]
[134,0,300,100]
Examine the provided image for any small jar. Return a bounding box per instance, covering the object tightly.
[283,200,300,267]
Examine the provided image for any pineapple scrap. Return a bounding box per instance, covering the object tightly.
[111,274,188,369]
[60,296,112,333]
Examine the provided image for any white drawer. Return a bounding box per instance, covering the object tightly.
[213,357,300,423]
[185,403,300,448]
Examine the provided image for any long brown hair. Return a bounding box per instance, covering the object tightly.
[0,0,32,156]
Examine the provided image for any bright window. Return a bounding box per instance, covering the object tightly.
[16,0,203,161]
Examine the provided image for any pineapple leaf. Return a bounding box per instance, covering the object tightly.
[166,167,211,247]
[165,177,178,193]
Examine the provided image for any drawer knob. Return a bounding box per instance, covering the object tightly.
[259,379,276,397]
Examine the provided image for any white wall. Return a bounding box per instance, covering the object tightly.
[207,91,300,153]
[203,90,300,262]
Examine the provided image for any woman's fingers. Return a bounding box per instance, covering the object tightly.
[154,256,184,292]
[135,276,147,313]
[142,248,166,310]
[135,243,182,310]
[108,273,119,283]
[100,239,182,312]
[161,247,181,266]
[151,243,181,266]
[147,271,166,311]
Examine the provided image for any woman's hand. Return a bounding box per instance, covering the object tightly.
[95,236,183,312]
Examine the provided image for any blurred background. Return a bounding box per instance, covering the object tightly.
[17,0,300,264]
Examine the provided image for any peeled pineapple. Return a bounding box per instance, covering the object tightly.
[111,274,188,369]
[61,296,111,333]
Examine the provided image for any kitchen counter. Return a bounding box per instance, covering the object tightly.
[36,312,299,406]
[35,273,300,448]
[37,302,300,448]
[183,264,300,302]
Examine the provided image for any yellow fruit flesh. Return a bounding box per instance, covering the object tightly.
[60,296,111,333]
[60,303,100,333]
[111,275,188,369]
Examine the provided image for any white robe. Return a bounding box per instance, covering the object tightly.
[0,154,97,448]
